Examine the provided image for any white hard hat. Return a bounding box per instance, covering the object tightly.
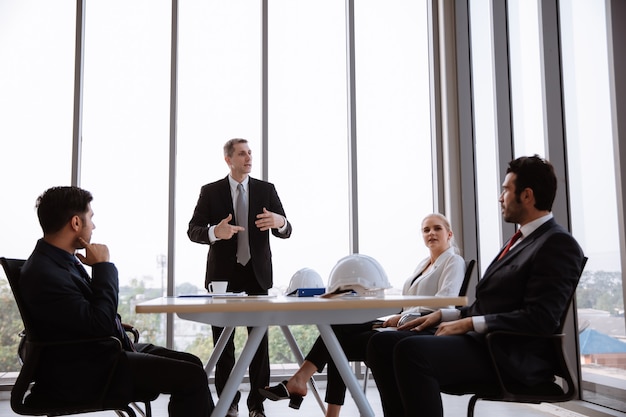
[326,254,390,297]
[285,268,325,295]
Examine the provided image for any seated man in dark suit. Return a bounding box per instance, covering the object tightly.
[366,155,585,417]
[20,186,214,417]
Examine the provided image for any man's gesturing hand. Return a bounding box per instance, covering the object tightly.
[255,208,285,231]
[214,214,245,240]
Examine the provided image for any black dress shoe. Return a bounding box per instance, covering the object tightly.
[258,380,304,409]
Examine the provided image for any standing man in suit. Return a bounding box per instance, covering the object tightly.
[20,186,213,417]
[366,155,585,417]
[188,138,292,417]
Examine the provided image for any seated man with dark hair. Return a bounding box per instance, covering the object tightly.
[366,155,585,417]
[20,186,214,417]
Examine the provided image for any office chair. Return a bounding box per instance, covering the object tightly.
[1,257,155,417]
[458,259,476,303]
[441,257,588,417]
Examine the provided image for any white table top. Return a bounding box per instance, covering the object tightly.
[136,294,467,313]
[136,294,467,327]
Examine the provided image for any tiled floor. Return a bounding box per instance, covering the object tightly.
[0,381,604,417]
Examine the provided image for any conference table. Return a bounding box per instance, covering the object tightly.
[136,294,467,417]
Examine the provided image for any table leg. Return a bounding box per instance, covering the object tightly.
[317,324,375,417]
[279,325,327,414]
[211,326,268,417]
[205,326,235,376]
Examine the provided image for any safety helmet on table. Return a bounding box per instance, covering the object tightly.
[285,268,325,295]
[326,254,390,297]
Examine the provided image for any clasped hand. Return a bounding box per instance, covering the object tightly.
[391,310,474,336]
[394,310,442,332]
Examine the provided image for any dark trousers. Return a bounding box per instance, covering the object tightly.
[366,330,496,417]
[120,343,214,417]
[305,322,376,405]
[212,262,269,412]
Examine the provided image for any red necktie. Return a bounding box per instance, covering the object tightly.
[498,229,523,260]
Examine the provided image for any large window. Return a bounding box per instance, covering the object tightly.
[177,0,262,294]
[561,0,626,411]
[471,1,626,412]
[469,0,502,276]
[0,1,75,371]
[0,1,75,256]
[355,1,433,289]
[80,0,171,287]
[80,0,172,345]
[267,0,349,288]
[508,0,546,156]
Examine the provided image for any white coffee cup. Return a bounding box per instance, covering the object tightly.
[209,281,229,294]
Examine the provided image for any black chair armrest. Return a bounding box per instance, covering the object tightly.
[123,323,140,344]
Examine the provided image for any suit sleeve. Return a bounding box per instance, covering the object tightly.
[461,231,584,335]
[188,185,212,244]
[268,183,292,239]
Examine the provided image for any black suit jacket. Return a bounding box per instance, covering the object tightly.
[20,239,131,403]
[188,176,292,290]
[460,218,585,385]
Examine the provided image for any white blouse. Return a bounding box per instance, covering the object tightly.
[400,246,465,314]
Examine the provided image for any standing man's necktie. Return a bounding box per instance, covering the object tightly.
[498,229,523,260]
[236,183,251,265]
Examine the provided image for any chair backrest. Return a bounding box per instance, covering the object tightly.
[1,257,25,289]
[1,258,33,364]
[459,259,476,297]
[1,258,32,338]
[556,256,588,334]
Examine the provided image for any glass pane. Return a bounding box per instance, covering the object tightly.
[0,1,75,372]
[469,0,502,276]
[561,0,626,411]
[267,0,349,292]
[80,0,171,346]
[354,0,433,290]
[176,0,262,354]
[0,0,75,257]
[508,0,546,156]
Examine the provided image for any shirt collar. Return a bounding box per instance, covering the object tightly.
[228,175,249,193]
[519,212,553,238]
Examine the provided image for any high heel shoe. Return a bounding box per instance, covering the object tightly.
[258,380,304,409]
